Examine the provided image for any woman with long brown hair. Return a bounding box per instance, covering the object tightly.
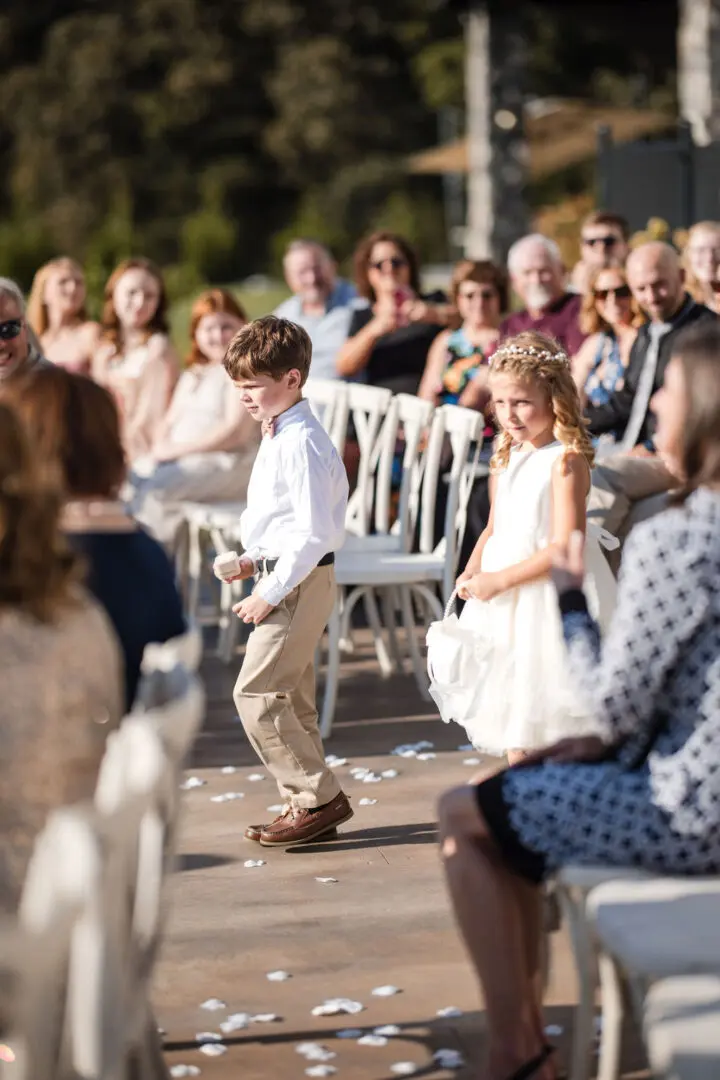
[26,257,100,374]
[93,257,179,463]
[439,319,720,1080]
[129,287,259,545]
[0,398,122,916]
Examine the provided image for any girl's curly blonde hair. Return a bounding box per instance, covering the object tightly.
[489,330,595,472]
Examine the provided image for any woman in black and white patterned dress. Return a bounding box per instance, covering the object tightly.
[438,320,720,1080]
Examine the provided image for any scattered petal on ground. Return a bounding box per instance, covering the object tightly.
[358,1034,387,1047]
[219,1014,250,1034]
[416,753,436,761]
[195,1032,222,1043]
[244,859,266,868]
[305,1067,337,1078]
[267,804,284,812]
[250,1013,282,1023]
[462,758,481,766]
[267,970,291,981]
[170,1066,201,1077]
[220,766,237,775]
[358,798,378,806]
[295,1043,336,1062]
[247,773,265,781]
[198,1043,227,1057]
[436,1006,463,1018]
[372,985,401,997]
[325,755,348,767]
[362,773,383,784]
[544,1024,563,1037]
[210,792,245,803]
[315,877,338,884]
[374,1024,401,1036]
[311,998,364,1016]
[381,769,399,779]
[457,743,473,751]
[349,767,369,778]
[336,1029,363,1039]
[390,1064,418,1076]
[199,999,226,1011]
[434,1048,464,1069]
[180,776,206,790]
[392,741,434,758]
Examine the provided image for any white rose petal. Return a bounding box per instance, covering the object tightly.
[358,798,378,806]
[311,998,364,1017]
[195,1032,222,1043]
[198,1044,227,1057]
[247,773,265,781]
[362,773,383,784]
[199,998,226,1012]
[462,757,481,766]
[267,804,284,812]
[374,1024,401,1036]
[250,1013,281,1023]
[266,970,291,981]
[381,769,399,779]
[221,766,237,775]
[295,1043,336,1062]
[180,776,206,790]
[358,1034,387,1047]
[457,743,473,751]
[219,1014,249,1034]
[372,985,401,997]
[436,1006,463,1018]
[305,1067,336,1078]
[416,752,436,761]
[244,859,266,868]
[325,756,348,767]
[170,1066,201,1077]
[336,1028,363,1039]
[315,877,338,885]
[390,1064,418,1076]
[434,1048,464,1069]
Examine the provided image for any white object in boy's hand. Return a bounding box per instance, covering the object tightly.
[213,550,253,583]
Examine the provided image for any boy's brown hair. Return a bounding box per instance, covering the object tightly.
[224,316,312,384]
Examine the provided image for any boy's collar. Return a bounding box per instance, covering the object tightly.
[267,397,310,437]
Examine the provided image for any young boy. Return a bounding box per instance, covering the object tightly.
[216,315,352,847]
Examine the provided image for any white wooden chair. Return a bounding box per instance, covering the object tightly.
[304,378,350,454]
[94,715,179,1080]
[585,876,720,1080]
[8,807,126,1080]
[323,404,484,736]
[644,974,720,1080]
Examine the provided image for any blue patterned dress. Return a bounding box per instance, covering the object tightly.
[475,487,720,882]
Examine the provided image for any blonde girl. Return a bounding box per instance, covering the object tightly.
[27,257,100,374]
[455,330,616,763]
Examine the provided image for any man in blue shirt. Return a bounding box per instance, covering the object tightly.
[274,240,358,381]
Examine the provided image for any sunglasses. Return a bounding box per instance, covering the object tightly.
[0,319,23,341]
[594,284,631,301]
[370,257,408,271]
[583,235,619,249]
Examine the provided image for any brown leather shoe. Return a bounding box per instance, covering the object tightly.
[258,792,353,848]
[245,821,339,843]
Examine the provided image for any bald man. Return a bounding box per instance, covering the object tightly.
[587,241,717,568]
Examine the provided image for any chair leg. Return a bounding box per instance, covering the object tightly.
[362,589,394,677]
[596,950,625,1080]
[557,885,596,1080]
[186,522,206,625]
[128,1017,170,1080]
[381,587,404,673]
[399,586,431,700]
[319,594,342,740]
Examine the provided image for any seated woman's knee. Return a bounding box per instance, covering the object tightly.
[438,784,489,841]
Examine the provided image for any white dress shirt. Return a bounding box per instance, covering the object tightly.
[240,399,349,606]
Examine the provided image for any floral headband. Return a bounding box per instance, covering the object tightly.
[490,343,570,369]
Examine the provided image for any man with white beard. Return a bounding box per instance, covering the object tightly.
[500,234,586,355]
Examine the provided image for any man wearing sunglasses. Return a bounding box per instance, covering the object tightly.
[570,210,630,294]
[0,278,50,385]
[586,241,717,569]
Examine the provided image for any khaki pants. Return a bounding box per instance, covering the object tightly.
[233,564,340,809]
[588,454,675,573]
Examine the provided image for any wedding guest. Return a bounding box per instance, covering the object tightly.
[569,210,630,295]
[501,234,585,355]
[26,257,100,374]
[274,240,357,380]
[682,220,720,314]
[418,258,506,416]
[6,366,185,710]
[0,277,50,387]
[129,288,259,545]
[572,266,644,430]
[93,258,179,464]
[0,399,122,916]
[439,319,720,1080]
[586,242,717,562]
[337,231,454,394]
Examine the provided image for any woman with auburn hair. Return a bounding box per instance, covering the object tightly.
[682,220,720,313]
[337,230,454,394]
[439,320,720,1080]
[26,257,101,374]
[128,287,259,545]
[572,265,645,433]
[5,366,185,710]
[418,258,506,420]
[92,257,179,463]
[0,398,122,918]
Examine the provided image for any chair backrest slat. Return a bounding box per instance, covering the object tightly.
[304,379,350,454]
